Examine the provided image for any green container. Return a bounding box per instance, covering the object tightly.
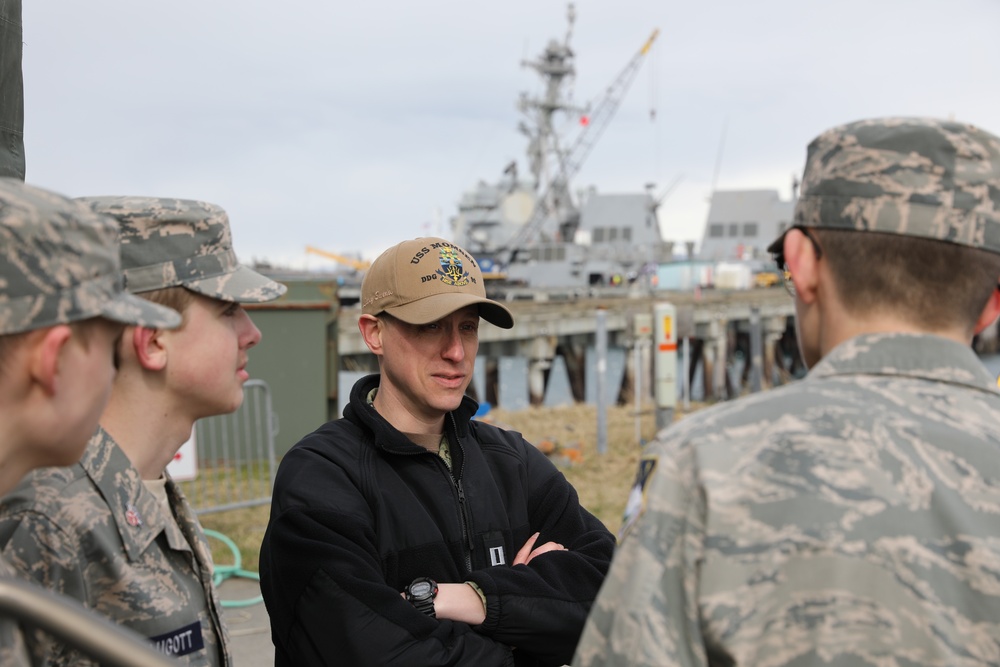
[244,277,340,457]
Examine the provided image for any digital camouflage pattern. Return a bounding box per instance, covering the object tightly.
[0,179,180,335]
[0,427,231,666]
[77,196,287,302]
[768,117,1000,254]
[0,556,32,667]
[573,333,1000,666]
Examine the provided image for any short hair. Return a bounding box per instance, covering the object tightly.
[816,228,1000,331]
[0,329,30,371]
[138,286,195,323]
[0,318,112,374]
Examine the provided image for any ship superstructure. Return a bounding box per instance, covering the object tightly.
[450,5,670,289]
[698,188,796,262]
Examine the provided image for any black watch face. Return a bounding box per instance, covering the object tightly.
[411,581,433,597]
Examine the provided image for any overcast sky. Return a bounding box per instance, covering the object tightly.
[21,1,1000,267]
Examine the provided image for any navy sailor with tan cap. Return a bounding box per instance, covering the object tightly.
[0,196,286,667]
[574,117,1000,666]
[261,237,615,666]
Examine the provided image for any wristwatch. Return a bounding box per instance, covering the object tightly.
[405,577,438,618]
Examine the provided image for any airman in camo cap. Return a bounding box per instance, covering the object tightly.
[768,116,1000,254]
[76,196,287,302]
[0,195,285,665]
[0,179,180,334]
[574,118,1000,667]
[0,179,180,666]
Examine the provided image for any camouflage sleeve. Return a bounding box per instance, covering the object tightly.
[0,618,31,667]
[0,509,99,667]
[1,509,87,597]
[572,438,708,667]
[0,557,32,667]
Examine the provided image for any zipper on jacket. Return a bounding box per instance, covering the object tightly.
[455,477,474,573]
[448,413,475,574]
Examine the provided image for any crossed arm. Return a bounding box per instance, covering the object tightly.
[414,531,567,625]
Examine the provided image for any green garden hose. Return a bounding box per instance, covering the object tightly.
[203,528,263,608]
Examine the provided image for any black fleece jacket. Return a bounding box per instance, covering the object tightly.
[260,374,615,667]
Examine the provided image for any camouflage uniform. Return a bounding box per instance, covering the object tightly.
[0,179,180,667]
[574,118,1000,666]
[0,183,180,335]
[77,196,287,303]
[0,427,230,666]
[0,557,32,666]
[0,196,283,665]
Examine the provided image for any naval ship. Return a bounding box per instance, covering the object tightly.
[449,5,672,291]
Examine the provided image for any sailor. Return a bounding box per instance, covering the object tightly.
[260,236,616,666]
[574,117,1000,666]
[0,197,286,666]
[0,180,180,665]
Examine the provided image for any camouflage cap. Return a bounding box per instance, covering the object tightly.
[768,117,1000,254]
[76,197,287,303]
[0,178,181,335]
[362,237,514,328]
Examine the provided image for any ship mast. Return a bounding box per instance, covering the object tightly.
[516,3,583,240]
[450,4,659,272]
[499,11,660,266]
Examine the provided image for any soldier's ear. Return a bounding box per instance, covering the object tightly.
[972,282,1000,337]
[358,314,386,357]
[131,326,167,371]
[28,325,73,396]
[785,230,820,304]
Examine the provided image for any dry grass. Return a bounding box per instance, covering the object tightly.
[200,400,708,571]
[199,505,270,573]
[487,402,654,536]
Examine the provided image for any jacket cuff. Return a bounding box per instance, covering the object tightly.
[464,581,487,610]
[467,572,501,636]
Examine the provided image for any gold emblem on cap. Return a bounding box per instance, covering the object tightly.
[436,247,470,287]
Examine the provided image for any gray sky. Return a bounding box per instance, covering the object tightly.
[22,0,1000,266]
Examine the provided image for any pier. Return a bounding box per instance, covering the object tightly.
[244,276,1000,457]
[337,286,798,410]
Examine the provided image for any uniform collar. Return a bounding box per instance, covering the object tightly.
[808,332,998,393]
[79,427,188,562]
[346,373,477,453]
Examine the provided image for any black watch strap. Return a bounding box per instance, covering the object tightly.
[406,577,438,618]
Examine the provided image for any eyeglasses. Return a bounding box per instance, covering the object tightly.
[772,226,823,297]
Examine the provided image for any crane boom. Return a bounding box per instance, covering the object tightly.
[305,245,371,272]
[564,29,658,181]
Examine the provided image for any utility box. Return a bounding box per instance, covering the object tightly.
[653,302,678,411]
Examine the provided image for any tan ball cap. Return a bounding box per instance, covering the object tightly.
[361,237,513,329]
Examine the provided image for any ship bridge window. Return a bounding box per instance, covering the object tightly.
[542,246,566,262]
[728,223,739,237]
[742,222,758,237]
[608,228,618,242]
[594,228,605,243]
[708,223,725,238]
[622,227,632,242]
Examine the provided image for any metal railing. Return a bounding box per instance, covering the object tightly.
[180,380,278,515]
